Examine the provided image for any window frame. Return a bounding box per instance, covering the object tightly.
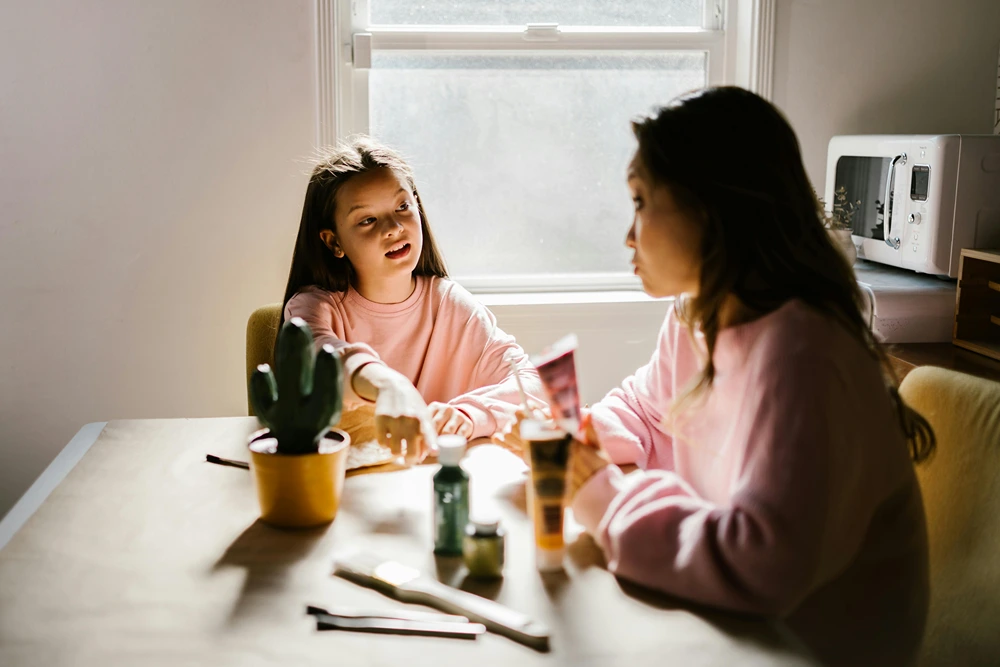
[315,0,775,293]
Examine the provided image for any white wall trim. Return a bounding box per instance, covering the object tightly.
[0,422,106,552]
[747,0,776,100]
[726,0,776,99]
[315,0,340,146]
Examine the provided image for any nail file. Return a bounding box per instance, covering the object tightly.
[306,604,469,624]
[205,454,250,469]
[333,553,551,651]
[314,612,485,640]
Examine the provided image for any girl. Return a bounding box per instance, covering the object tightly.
[280,137,543,464]
[563,88,933,666]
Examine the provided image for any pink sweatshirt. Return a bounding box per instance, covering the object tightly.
[572,300,928,665]
[284,276,544,440]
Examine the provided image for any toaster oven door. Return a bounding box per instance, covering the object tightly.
[833,153,908,267]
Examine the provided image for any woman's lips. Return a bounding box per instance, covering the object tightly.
[385,243,411,260]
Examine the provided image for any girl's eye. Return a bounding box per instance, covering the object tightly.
[632,197,644,212]
[397,201,410,212]
[360,216,377,226]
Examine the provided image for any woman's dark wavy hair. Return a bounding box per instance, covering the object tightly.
[277,137,448,348]
[633,86,934,463]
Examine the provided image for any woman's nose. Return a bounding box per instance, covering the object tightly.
[625,220,636,248]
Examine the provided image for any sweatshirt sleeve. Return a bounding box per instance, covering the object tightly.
[572,352,872,617]
[587,308,680,468]
[442,298,546,441]
[284,291,383,406]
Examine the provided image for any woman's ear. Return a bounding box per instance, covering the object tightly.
[319,229,345,258]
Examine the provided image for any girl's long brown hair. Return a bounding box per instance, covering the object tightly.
[277,138,448,349]
[633,86,934,463]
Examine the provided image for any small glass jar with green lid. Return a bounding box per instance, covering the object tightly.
[462,518,505,579]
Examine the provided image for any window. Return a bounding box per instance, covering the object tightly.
[318,0,774,292]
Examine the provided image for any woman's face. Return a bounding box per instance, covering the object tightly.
[324,167,423,286]
[625,153,703,299]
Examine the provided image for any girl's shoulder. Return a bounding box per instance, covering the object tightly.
[424,276,482,312]
[286,285,347,312]
[421,276,499,333]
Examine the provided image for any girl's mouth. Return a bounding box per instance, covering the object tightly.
[385,243,411,260]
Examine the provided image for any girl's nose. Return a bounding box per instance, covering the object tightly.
[384,215,404,236]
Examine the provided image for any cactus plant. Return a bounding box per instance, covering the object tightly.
[249,317,343,455]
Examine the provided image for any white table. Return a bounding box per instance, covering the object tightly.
[0,417,817,666]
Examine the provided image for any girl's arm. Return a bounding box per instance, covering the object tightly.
[352,362,436,465]
[284,292,382,406]
[443,305,547,441]
[285,292,434,462]
[571,353,875,617]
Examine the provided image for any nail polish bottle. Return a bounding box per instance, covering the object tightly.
[432,435,469,556]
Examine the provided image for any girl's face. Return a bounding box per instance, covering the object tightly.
[325,167,423,287]
[626,154,703,299]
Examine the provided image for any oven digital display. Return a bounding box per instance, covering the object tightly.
[910,165,930,201]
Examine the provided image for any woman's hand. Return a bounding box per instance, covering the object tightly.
[566,413,613,501]
[354,364,435,465]
[427,402,474,439]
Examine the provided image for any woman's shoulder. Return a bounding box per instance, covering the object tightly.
[745,300,873,377]
[766,299,852,348]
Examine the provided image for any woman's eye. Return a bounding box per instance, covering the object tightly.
[360,217,376,226]
[632,197,644,211]
[397,201,410,212]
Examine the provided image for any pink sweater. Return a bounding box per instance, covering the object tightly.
[284,277,544,440]
[572,300,928,665]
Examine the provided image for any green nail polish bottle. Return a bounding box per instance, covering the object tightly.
[433,435,469,556]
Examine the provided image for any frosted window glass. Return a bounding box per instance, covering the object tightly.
[370,1,705,27]
[369,53,707,276]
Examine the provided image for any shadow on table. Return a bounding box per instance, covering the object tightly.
[431,554,506,601]
[562,532,815,662]
[616,578,805,651]
[334,473,427,540]
[212,518,329,627]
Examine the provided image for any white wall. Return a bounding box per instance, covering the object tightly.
[0,0,317,517]
[772,0,1000,189]
[1,0,999,521]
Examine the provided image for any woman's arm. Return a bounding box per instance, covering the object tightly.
[585,306,686,467]
[571,353,874,617]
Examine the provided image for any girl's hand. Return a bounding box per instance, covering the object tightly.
[427,402,474,439]
[369,371,436,466]
[491,406,552,458]
[566,413,613,501]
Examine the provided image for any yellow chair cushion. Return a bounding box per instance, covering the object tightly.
[899,366,1000,666]
[245,304,282,416]
[245,303,380,452]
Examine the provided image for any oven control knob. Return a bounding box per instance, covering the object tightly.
[907,212,921,225]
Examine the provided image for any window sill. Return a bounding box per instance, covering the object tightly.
[475,290,667,307]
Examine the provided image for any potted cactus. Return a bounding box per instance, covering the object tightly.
[248,317,350,528]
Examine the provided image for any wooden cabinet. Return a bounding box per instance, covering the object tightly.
[953,249,1000,362]
[889,342,1000,384]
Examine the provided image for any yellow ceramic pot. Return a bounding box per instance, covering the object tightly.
[248,428,350,528]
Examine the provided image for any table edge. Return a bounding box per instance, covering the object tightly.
[0,421,107,552]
